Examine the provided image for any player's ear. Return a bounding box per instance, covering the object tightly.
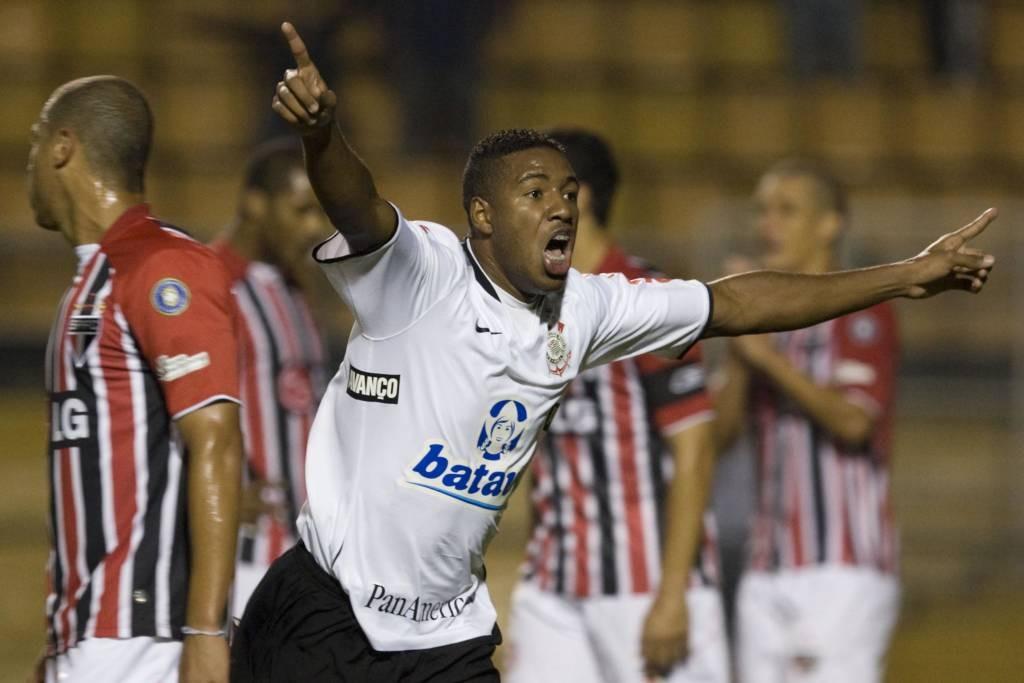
[468,196,494,237]
[240,189,270,222]
[50,128,75,169]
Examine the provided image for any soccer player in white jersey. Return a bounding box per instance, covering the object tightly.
[715,161,901,683]
[505,129,729,683]
[231,22,996,681]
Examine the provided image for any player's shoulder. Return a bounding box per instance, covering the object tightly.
[405,217,462,251]
[108,220,231,293]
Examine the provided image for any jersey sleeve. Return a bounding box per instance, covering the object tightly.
[636,344,714,437]
[121,247,241,420]
[579,272,712,370]
[830,305,899,417]
[313,204,462,338]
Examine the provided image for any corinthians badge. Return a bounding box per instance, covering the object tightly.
[546,321,572,376]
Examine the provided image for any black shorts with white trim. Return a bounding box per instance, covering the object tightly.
[230,543,500,682]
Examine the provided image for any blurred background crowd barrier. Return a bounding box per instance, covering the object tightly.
[1,1,1021,680]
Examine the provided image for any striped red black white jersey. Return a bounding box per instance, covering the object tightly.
[521,246,719,598]
[45,205,240,655]
[213,243,326,569]
[747,303,899,574]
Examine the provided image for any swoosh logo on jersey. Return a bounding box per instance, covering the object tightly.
[474,322,501,335]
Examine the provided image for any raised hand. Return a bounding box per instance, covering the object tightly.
[272,22,337,133]
[906,208,997,298]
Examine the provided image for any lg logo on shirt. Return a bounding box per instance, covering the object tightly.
[51,393,94,447]
[404,400,528,510]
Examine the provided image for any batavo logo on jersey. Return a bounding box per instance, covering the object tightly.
[347,365,400,404]
[404,399,529,509]
[50,392,95,448]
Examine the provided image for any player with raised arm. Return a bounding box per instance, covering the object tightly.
[211,140,330,621]
[231,23,995,681]
[505,129,728,683]
[715,160,903,683]
[28,76,243,683]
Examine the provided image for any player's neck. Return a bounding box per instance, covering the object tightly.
[65,180,144,246]
[571,214,612,274]
[468,237,531,302]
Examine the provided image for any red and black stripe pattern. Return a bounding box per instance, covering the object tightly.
[520,247,718,598]
[219,249,325,569]
[45,206,239,655]
[748,305,899,574]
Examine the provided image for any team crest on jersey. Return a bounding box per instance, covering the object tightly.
[546,321,571,376]
[151,278,190,316]
[404,399,530,509]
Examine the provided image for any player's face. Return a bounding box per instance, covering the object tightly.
[27,117,60,232]
[265,169,330,277]
[489,147,579,295]
[753,174,831,271]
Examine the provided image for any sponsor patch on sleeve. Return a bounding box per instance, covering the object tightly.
[151,278,191,316]
[155,352,210,382]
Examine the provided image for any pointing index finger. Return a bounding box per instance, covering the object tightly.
[282,21,313,69]
[955,207,997,242]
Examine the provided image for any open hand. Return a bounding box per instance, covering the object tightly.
[640,593,690,679]
[906,208,996,298]
[272,22,337,133]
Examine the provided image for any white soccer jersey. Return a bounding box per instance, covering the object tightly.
[297,206,712,651]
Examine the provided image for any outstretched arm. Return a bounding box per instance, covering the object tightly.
[704,209,997,338]
[273,21,396,254]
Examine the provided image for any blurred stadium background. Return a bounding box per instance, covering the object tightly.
[1,1,1022,680]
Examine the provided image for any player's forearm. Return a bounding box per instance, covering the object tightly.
[705,263,914,338]
[302,122,395,252]
[656,422,715,600]
[180,407,243,629]
[711,354,750,452]
[753,350,875,445]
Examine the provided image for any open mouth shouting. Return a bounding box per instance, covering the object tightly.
[543,228,574,278]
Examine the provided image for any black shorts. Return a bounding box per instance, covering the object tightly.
[230,543,501,682]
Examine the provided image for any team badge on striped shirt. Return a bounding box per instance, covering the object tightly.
[151,278,190,316]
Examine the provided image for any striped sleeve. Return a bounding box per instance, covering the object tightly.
[121,247,241,419]
[635,343,713,436]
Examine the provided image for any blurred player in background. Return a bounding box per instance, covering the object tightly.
[28,76,243,682]
[232,21,994,681]
[715,160,901,683]
[506,129,729,682]
[211,139,329,620]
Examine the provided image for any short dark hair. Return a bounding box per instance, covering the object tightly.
[243,138,305,196]
[44,76,153,193]
[461,128,566,216]
[765,158,849,218]
[545,129,619,226]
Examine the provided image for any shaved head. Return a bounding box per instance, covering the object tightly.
[42,75,153,192]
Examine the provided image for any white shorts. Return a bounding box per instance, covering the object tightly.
[232,560,271,621]
[737,566,900,683]
[505,582,730,683]
[46,636,181,682]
